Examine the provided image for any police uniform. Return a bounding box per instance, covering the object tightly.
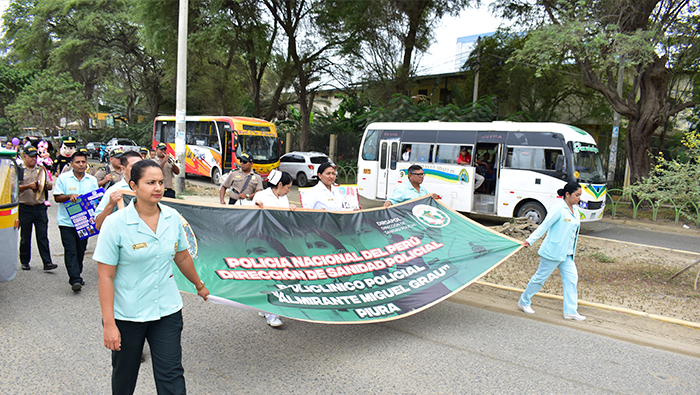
[222,168,261,205]
[92,200,190,393]
[155,143,179,198]
[94,163,124,184]
[18,147,56,270]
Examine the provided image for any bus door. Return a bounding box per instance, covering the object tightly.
[474,131,507,214]
[376,139,399,199]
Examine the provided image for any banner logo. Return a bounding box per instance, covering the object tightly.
[412,204,450,228]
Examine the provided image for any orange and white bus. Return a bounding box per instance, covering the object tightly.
[152,116,282,184]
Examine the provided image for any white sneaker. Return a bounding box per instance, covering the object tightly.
[266,314,283,327]
[258,311,265,317]
[564,313,586,321]
[517,301,535,314]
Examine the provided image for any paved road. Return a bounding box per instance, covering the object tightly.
[2,193,699,394]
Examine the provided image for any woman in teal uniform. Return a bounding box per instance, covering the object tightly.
[94,160,209,395]
[518,181,586,321]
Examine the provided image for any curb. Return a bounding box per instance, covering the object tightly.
[473,281,700,330]
[578,234,700,256]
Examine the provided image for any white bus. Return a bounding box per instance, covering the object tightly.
[357,121,608,223]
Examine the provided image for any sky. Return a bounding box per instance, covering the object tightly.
[416,3,505,76]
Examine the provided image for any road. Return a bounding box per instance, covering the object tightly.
[1,180,698,393]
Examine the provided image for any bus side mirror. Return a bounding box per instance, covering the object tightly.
[555,155,565,172]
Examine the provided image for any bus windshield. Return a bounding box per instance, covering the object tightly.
[571,142,606,183]
[239,135,279,164]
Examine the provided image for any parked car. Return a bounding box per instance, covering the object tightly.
[105,138,139,156]
[278,151,335,187]
[85,142,103,159]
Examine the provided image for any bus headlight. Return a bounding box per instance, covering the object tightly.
[578,201,588,209]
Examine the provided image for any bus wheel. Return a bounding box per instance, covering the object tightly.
[211,167,221,185]
[297,172,308,187]
[517,202,546,224]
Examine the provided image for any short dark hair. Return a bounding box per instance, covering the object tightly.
[120,150,142,167]
[407,164,422,175]
[129,159,162,186]
[317,162,334,176]
[71,151,87,162]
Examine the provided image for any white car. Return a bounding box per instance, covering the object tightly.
[105,138,139,155]
[278,151,335,187]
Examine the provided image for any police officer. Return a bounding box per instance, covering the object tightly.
[219,153,262,205]
[95,149,124,189]
[18,146,57,271]
[155,142,180,198]
[139,147,149,159]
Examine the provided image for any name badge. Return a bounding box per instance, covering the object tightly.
[174,242,178,253]
[564,219,571,222]
[132,242,148,250]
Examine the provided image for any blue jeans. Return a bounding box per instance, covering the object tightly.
[519,255,579,315]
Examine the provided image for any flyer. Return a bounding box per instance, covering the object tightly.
[65,188,105,240]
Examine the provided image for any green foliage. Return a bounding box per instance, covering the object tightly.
[628,127,700,226]
[364,93,497,124]
[6,71,92,132]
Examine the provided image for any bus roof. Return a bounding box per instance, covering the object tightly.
[154,115,272,125]
[365,121,597,144]
[0,148,17,159]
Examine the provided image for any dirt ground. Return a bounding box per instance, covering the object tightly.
[452,235,700,357]
[181,183,700,356]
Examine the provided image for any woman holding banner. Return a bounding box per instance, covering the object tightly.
[94,160,209,394]
[304,162,352,211]
[518,181,586,321]
[253,168,296,327]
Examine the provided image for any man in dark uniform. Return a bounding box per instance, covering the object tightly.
[18,146,57,271]
[94,149,124,189]
[219,153,262,205]
[155,142,180,198]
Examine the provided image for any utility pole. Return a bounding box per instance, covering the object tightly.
[174,0,188,193]
[472,37,481,104]
[607,57,624,187]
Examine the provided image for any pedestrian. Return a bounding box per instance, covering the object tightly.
[95,149,125,189]
[53,150,99,292]
[149,149,157,160]
[94,151,143,230]
[17,146,57,271]
[219,153,260,205]
[517,180,586,321]
[94,160,209,395]
[383,164,439,208]
[139,147,149,159]
[155,142,180,198]
[253,169,296,327]
[303,162,352,211]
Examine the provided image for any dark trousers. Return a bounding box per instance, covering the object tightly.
[164,188,176,198]
[59,226,88,285]
[112,310,186,395]
[19,204,52,266]
[228,198,237,205]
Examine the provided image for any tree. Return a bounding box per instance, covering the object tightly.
[6,71,92,132]
[493,0,697,183]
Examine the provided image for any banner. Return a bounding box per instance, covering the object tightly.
[147,196,522,324]
[66,188,104,239]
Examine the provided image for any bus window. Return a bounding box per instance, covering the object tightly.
[506,147,563,170]
[390,142,398,170]
[401,144,411,161]
[435,145,463,164]
[157,121,176,144]
[362,130,379,161]
[379,142,388,170]
[411,144,434,163]
[194,122,220,151]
